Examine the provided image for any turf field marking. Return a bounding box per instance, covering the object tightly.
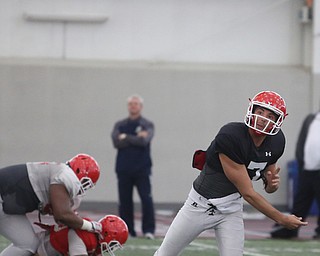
[123,245,160,251]
[190,242,270,256]
[243,251,269,256]
[261,246,320,254]
[120,239,320,255]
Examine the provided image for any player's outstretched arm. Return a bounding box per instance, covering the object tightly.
[219,154,308,230]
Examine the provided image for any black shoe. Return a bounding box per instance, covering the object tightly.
[270,224,298,239]
[313,233,320,239]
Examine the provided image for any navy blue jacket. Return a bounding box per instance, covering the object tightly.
[111,116,154,174]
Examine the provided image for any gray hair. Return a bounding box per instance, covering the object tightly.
[127,94,144,104]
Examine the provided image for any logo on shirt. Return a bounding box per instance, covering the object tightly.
[265,152,272,157]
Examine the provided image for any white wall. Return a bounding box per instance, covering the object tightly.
[0,0,308,65]
[0,59,311,206]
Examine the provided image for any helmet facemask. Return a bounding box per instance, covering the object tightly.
[78,176,95,195]
[245,101,284,136]
[100,240,123,256]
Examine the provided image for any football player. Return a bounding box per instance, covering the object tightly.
[154,91,308,256]
[35,214,129,256]
[0,154,101,256]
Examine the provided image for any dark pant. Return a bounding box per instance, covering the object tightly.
[0,164,39,214]
[292,170,320,234]
[117,170,155,236]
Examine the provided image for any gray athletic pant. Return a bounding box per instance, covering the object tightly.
[154,188,244,256]
[0,201,39,256]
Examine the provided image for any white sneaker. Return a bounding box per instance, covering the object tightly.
[144,232,155,240]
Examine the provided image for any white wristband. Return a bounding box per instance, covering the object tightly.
[81,219,92,231]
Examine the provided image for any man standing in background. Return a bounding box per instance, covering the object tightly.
[111,94,155,239]
[271,110,320,239]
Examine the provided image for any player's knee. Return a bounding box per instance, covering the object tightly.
[15,247,36,256]
[17,235,40,254]
[1,244,38,256]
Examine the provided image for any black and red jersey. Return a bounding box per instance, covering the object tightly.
[193,122,285,199]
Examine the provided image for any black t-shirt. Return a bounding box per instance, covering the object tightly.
[193,122,285,198]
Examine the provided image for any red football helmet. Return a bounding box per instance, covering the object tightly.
[244,91,287,135]
[97,215,128,256]
[67,154,100,194]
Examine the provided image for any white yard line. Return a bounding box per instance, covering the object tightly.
[121,240,320,255]
[190,241,270,256]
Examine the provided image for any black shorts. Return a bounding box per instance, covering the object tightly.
[0,164,40,214]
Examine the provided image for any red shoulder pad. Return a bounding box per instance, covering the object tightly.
[192,150,206,171]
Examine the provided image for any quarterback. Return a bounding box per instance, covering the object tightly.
[0,154,101,256]
[154,91,308,256]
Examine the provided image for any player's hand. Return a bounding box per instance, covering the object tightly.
[81,219,103,236]
[280,214,308,230]
[265,167,280,193]
[90,221,102,233]
[137,131,148,138]
[89,221,105,239]
[118,133,127,140]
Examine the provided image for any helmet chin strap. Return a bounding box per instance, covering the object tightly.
[251,116,269,135]
[250,127,268,137]
[247,111,279,136]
